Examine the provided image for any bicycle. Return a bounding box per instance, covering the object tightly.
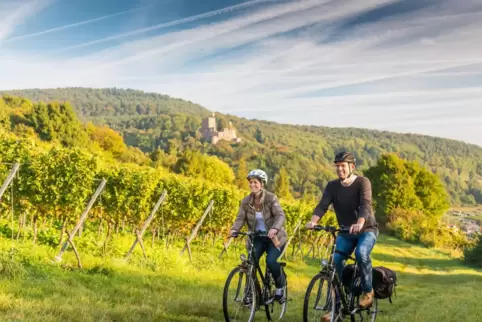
[303,225,378,322]
[223,230,288,322]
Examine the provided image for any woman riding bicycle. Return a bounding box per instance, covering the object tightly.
[230,169,288,301]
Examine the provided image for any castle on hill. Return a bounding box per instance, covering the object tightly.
[201,113,241,145]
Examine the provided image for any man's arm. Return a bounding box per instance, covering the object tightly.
[350,177,372,233]
[358,177,373,221]
[307,183,333,227]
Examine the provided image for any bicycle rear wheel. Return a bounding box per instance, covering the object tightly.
[264,266,288,321]
[303,273,337,322]
[223,266,257,322]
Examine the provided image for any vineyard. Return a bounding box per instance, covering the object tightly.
[0,128,338,266]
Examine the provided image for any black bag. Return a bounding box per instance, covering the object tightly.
[341,264,362,296]
[372,266,397,303]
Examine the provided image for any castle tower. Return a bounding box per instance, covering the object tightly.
[202,112,217,132]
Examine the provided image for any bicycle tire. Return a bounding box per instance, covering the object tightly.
[303,273,337,322]
[223,266,257,322]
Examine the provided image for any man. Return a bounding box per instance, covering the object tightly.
[306,151,378,315]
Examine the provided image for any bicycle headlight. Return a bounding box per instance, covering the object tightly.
[321,259,329,267]
[240,254,247,262]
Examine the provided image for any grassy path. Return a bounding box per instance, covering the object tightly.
[0,235,480,321]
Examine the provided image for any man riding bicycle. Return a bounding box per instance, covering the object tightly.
[230,169,288,302]
[306,151,378,319]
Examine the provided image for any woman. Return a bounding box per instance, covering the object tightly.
[230,169,288,301]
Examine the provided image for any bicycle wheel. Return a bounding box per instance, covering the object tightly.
[303,273,337,322]
[223,266,257,322]
[264,266,288,321]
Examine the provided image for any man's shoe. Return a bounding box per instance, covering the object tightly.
[321,312,331,322]
[359,289,374,309]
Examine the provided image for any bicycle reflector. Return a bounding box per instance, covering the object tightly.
[240,254,247,262]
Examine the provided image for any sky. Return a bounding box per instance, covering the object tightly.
[1,0,481,147]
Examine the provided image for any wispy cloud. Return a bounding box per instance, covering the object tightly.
[1,0,482,146]
[55,0,278,53]
[0,0,54,41]
[2,5,151,43]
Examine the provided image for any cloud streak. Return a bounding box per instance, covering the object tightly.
[0,0,54,41]
[2,5,151,43]
[55,0,278,53]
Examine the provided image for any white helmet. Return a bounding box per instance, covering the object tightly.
[247,169,268,184]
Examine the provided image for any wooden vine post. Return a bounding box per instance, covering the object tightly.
[181,200,215,256]
[0,162,20,202]
[125,190,168,259]
[280,219,302,259]
[54,179,107,265]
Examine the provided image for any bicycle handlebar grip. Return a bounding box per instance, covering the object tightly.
[272,235,281,248]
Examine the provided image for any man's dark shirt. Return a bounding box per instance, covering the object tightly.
[313,176,378,233]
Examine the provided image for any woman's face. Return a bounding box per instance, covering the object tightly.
[249,178,263,193]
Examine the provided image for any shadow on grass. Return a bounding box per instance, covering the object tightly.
[371,252,467,271]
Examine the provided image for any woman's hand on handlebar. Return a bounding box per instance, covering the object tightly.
[268,228,278,239]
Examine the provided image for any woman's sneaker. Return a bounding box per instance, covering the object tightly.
[274,287,286,303]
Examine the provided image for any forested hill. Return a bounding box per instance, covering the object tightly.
[2,87,211,118]
[3,87,482,205]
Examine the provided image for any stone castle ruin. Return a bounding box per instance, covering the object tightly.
[201,113,241,145]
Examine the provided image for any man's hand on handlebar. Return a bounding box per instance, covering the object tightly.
[305,221,317,229]
[349,218,365,234]
[229,230,238,238]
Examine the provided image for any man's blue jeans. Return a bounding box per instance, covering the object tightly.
[334,231,377,293]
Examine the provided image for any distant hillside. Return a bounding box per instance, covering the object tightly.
[2,87,211,119]
[3,87,482,205]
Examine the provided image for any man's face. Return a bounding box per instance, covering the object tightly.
[335,162,353,180]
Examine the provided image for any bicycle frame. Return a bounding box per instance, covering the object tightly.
[234,231,274,302]
[313,225,361,316]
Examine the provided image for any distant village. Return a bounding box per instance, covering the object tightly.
[446,209,482,237]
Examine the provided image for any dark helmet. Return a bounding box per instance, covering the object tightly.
[334,151,356,165]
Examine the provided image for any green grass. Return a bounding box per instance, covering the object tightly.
[0,233,480,321]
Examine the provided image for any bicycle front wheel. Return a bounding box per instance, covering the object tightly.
[223,266,257,322]
[303,273,337,322]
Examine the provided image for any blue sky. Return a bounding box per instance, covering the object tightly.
[1,0,482,147]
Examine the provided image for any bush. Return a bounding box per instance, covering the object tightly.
[387,208,469,249]
[464,235,482,268]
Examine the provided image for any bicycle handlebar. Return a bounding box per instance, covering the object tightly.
[309,225,351,233]
[230,230,268,238]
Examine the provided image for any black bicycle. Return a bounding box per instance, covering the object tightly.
[223,230,288,322]
[303,225,378,322]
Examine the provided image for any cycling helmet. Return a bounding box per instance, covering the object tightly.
[334,151,356,165]
[247,169,268,185]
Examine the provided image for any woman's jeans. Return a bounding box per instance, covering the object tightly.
[252,236,286,288]
[334,231,377,293]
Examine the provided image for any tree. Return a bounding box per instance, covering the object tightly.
[364,153,423,224]
[273,167,293,200]
[235,158,249,191]
[87,123,127,156]
[25,101,88,147]
[174,150,235,185]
